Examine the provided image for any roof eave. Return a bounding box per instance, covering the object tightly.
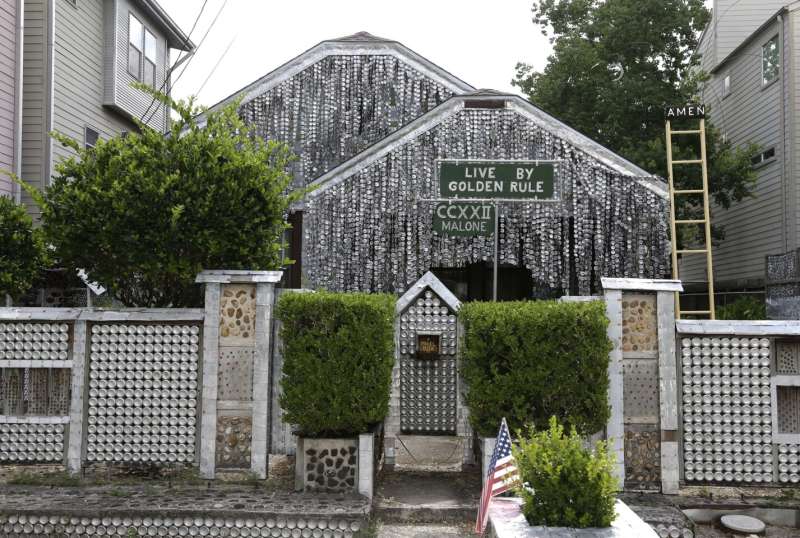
[710,6,788,74]
[305,94,668,200]
[137,0,195,52]
[195,38,475,126]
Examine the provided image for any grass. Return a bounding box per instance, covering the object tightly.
[7,470,82,487]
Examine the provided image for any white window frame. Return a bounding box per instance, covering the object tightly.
[84,126,99,150]
[762,35,780,87]
[128,13,144,80]
[722,75,731,98]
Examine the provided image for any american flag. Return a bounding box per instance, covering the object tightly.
[475,418,520,534]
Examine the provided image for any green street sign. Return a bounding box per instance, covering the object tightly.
[439,160,557,200]
[433,202,495,237]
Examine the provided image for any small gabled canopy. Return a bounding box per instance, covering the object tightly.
[199,31,475,122]
[396,272,462,314]
[306,90,668,199]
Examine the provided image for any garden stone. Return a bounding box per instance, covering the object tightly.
[720,515,766,535]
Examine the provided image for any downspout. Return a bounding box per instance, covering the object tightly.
[12,0,24,204]
[779,14,788,251]
[44,0,55,188]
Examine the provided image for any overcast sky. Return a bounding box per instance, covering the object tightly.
[158,0,552,108]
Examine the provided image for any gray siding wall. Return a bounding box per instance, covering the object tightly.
[0,0,17,198]
[687,16,789,287]
[108,0,169,131]
[51,0,135,174]
[704,0,787,69]
[21,0,47,219]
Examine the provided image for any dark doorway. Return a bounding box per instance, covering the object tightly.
[432,262,561,302]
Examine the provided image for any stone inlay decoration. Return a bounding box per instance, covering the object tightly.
[624,427,661,490]
[621,295,657,354]
[216,416,252,468]
[86,323,200,464]
[220,285,256,345]
[0,423,64,462]
[681,336,774,483]
[0,322,70,361]
[303,440,357,492]
[399,289,457,434]
[239,54,455,188]
[304,108,669,294]
[777,443,800,483]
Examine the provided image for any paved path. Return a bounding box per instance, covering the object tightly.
[377,523,474,537]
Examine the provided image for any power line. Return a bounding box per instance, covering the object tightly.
[167,0,229,95]
[196,35,237,97]
[139,0,209,124]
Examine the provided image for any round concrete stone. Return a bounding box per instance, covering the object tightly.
[720,514,766,534]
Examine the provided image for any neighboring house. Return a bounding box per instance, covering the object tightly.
[10,0,193,218]
[0,0,21,199]
[204,32,669,297]
[689,1,798,299]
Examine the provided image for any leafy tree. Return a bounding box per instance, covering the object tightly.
[0,196,48,301]
[36,88,297,307]
[514,0,759,241]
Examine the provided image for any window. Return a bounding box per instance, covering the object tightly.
[143,29,157,88]
[751,147,776,166]
[84,127,99,150]
[722,75,731,98]
[762,35,780,85]
[128,14,143,79]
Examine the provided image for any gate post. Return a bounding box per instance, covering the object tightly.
[196,270,282,479]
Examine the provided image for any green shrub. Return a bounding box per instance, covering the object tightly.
[716,296,766,320]
[460,300,611,437]
[513,417,617,528]
[0,196,48,300]
[35,87,297,307]
[276,291,394,437]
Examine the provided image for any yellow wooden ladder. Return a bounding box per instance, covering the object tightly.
[665,117,715,319]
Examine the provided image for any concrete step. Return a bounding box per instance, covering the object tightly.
[373,470,480,525]
[377,523,474,537]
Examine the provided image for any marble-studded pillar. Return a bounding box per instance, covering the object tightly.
[196,270,282,479]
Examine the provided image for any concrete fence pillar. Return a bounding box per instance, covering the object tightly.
[196,270,282,479]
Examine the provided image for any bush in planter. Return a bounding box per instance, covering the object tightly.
[460,300,612,437]
[513,417,617,528]
[276,291,394,437]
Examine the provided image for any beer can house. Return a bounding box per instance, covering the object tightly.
[204,33,669,299]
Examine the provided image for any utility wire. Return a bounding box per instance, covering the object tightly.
[139,0,209,124]
[145,0,229,125]
[196,35,237,97]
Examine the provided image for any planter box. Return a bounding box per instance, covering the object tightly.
[488,498,658,538]
[294,426,381,499]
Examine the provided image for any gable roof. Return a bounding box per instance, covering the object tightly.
[305,91,668,199]
[199,32,474,122]
[396,271,462,314]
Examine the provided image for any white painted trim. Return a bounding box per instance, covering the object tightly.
[0,360,72,368]
[0,415,69,424]
[604,289,625,488]
[0,308,204,321]
[395,271,461,313]
[196,270,284,284]
[677,319,800,335]
[601,278,683,292]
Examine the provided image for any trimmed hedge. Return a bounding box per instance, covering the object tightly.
[276,291,395,437]
[514,417,617,528]
[460,300,612,437]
